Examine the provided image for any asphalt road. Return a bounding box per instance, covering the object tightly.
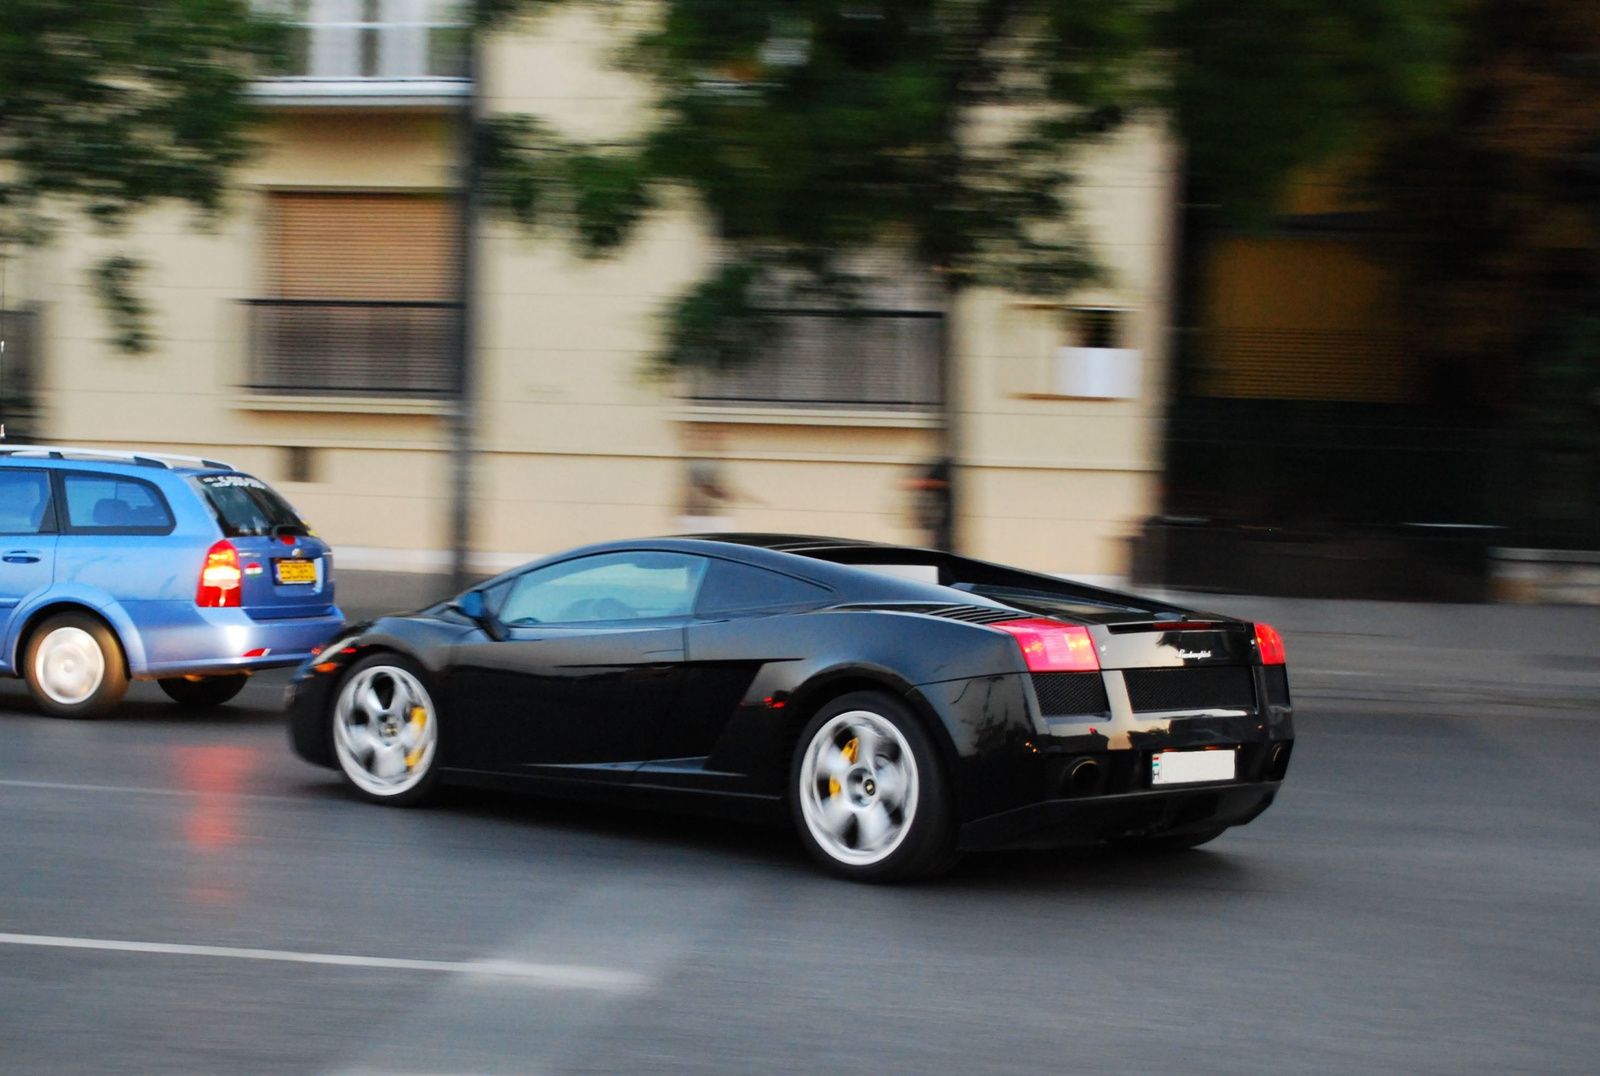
[0,673,1595,1075]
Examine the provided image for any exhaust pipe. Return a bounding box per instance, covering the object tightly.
[1065,757,1105,796]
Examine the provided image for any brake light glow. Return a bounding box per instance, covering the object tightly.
[197,540,242,608]
[992,619,1100,672]
[1254,622,1286,665]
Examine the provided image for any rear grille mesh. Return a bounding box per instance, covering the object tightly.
[1031,672,1110,717]
[1123,667,1256,713]
[1263,666,1291,706]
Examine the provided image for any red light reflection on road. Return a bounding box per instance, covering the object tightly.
[172,745,260,905]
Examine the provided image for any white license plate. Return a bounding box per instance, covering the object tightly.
[1151,749,1236,786]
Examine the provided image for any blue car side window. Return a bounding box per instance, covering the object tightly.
[60,473,175,534]
[0,470,55,535]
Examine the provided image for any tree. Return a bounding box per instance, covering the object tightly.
[480,0,1457,369]
[1361,0,1600,541]
[0,0,283,352]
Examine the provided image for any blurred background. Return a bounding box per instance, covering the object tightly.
[2,6,1599,1076]
[3,0,1594,611]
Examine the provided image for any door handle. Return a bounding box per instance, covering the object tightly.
[2,551,40,564]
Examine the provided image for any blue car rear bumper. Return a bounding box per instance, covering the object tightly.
[131,604,346,678]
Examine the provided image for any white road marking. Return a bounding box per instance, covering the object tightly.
[0,932,648,992]
[0,778,297,800]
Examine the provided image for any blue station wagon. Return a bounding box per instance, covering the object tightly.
[0,446,345,717]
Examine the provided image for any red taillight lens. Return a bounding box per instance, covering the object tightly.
[1254,622,1286,665]
[992,619,1100,672]
[197,540,242,608]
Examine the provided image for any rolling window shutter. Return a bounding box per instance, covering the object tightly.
[265,192,456,301]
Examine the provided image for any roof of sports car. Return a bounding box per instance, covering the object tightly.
[677,533,897,553]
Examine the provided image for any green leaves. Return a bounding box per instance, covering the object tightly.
[1,0,286,352]
[486,1,1161,371]
[90,255,149,355]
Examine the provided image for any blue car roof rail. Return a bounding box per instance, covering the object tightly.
[0,445,235,471]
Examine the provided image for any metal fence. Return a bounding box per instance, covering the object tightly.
[687,309,943,410]
[244,299,460,397]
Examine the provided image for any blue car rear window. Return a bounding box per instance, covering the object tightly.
[194,474,307,537]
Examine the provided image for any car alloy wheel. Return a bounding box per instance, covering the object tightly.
[798,709,921,868]
[332,661,439,802]
[34,626,105,707]
[23,612,129,719]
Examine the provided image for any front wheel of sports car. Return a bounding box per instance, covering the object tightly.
[330,655,441,806]
[791,691,957,883]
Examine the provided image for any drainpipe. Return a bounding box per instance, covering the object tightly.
[448,27,483,595]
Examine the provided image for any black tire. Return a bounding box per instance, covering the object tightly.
[789,690,959,883]
[327,653,442,807]
[22,611,129,719]
[158,674,249,708]
[1113,827,1227,855]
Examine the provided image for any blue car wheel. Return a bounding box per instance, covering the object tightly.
[24,611,129,719]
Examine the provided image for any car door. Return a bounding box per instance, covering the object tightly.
[635,557,833,790]
[446,551,708,781]
[51,470,179,606]
[0,467,59,662]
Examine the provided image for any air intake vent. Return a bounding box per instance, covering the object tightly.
[923,604,1034,625]
[1124,667,1255,713]
[838,603,1030,625]
[1263,666,1291,706]
[1032,672,1110,717]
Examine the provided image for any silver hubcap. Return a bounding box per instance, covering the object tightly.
[799,710,918,866]
[34,627,106,706]
[333,666,438,797]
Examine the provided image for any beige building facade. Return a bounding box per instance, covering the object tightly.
[5,4,1178,584]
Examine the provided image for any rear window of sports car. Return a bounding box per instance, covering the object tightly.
[193,474,307,537]
[696,559,830,615]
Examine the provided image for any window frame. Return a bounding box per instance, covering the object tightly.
[0,466,59,536]
[53,470,177,537]
[495,550,711,628]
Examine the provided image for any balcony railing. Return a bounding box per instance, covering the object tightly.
[255,0,468,103]
[687,309,944,411]
[244,299,460,397]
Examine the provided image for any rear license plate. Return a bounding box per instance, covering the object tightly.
[1151,749,1236,786]
[273,558,316,585]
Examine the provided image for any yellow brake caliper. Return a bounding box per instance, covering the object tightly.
[828,737,860,798]
[404,706,428,769]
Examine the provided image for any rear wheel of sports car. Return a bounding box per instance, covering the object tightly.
[330,655,441,807]
[791,691,957,883]
[158,674,249,708]
[23,612,128,719]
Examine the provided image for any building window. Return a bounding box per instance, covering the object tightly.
[269,0,467,81]
[0,307,41,441]
[1069,307,1127,350]
[244,191,460,397]
[283,446,319,483]
[687,309,944,411]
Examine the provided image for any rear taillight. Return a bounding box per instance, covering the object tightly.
[197,540,242,608]
[1254,622,1286,665]
[992,619,1100,672]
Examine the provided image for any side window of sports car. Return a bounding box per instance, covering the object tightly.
[694,558,830,617]
[498,552,708,626]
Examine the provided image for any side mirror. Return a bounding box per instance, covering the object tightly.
[452,589,500,639]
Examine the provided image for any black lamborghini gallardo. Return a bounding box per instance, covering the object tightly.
[288,535,1292,881]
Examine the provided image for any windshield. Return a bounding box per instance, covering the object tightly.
[194,474,308,538]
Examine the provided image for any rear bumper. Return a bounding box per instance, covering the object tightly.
[956,782,1280,851]
[133,606,346,678]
